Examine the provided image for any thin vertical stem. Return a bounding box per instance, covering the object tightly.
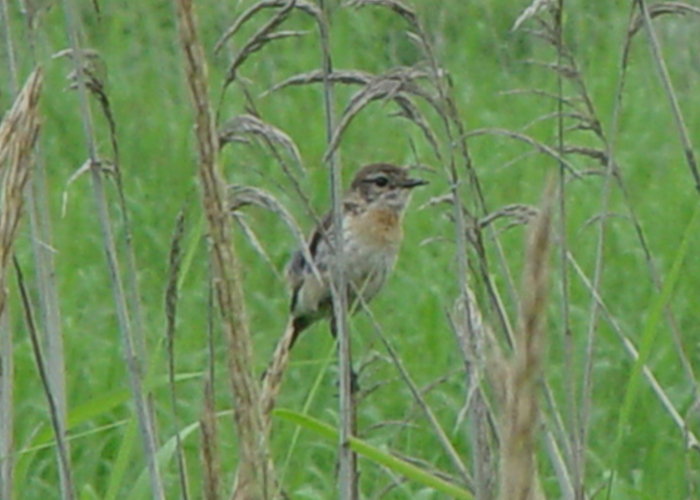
[317,1,358,498]
[579,5,636,499]
[0,0,18,95]
[636,0,699,193]
[59,0,165,497]
[0,2,18,497]
[165,211,190,500]
[20,13,72,500]
[0,309,12,500]
[15,257,76,500]
[551,2,577,498]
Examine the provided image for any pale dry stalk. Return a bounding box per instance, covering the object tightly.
[452,286,500,499]
[172,1,274,499]
[259,320,297,430]
[0,68,43,318]
[498,181,554,500]
[0,67,44,500]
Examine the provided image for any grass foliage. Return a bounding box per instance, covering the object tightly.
[2,0,700,499]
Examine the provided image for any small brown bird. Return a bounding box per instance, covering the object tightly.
[286,162,428,346]
[260,163,427,414]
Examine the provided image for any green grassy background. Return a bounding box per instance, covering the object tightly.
[4,0,700,498]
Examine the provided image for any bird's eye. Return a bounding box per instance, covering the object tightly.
[373,176,389,187]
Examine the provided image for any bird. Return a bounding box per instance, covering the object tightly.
[285,162,428,347]
[260,163,427,413]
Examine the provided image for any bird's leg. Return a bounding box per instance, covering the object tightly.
[260,315,308,382]
[330,315,360,394]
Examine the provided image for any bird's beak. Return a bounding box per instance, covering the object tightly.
[401,177,429,189]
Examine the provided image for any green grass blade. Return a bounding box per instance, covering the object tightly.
[279,343,336,484]
[609,205,700,490]
[275,408,473,499]
[104,417,139,500]
[128,422,200,500]
[27,373,201,449]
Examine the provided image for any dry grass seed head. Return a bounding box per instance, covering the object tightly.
[0,69,43,317]
[497,180,554,500]
[628,2,700,38]
[345,0,419,30]
[322,71,442,163]
[216,0,326,87]
[214,0,322,54]
[261,65,444,162]
[219,114,305,173]
[466,128,582,179]
[228,184,322,284]
[512,0,555,32]
[262,69,373,96]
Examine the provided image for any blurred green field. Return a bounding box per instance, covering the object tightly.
[4,0,700,498]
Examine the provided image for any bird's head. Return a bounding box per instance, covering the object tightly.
[349,163,428,213]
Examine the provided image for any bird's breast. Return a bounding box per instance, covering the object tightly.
[342,208,403,300]
[348,208,403,250]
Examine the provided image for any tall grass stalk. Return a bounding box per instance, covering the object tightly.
[0,67,45,499]
[172,0,274,498]
[498,180,554,500]
[59,0,165,496]
[636,0,699,192]
[316,0,358,498]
